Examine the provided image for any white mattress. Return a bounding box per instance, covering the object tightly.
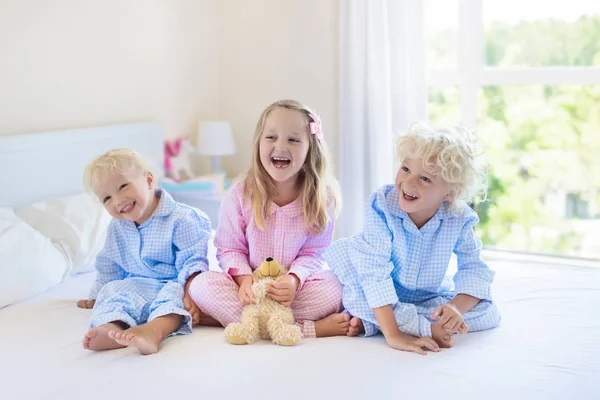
[1,258,599,400]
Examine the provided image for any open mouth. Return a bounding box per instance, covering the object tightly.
[271,157,291,169]
[402,190,419,202]
[120,201,136,214]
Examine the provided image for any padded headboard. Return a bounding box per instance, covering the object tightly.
[0,122,164,208]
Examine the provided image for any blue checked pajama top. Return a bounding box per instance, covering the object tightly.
[325,184,500,338]
[88,189,211,335]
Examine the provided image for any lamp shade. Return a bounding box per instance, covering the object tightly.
[196,121,236,156]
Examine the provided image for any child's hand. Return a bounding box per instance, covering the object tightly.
[385,332,440,355]
[267,274,300,307]
[183,292,200,325]
[77,299,95,309]
[183,274,201,325]
[235,274,257,306]
[431,303,465,333]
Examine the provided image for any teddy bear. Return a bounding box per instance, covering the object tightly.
[224,257,303,346]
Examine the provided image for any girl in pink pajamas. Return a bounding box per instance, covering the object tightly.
[189,99,350,338]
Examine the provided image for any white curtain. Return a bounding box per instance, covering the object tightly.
[337,0,428,238]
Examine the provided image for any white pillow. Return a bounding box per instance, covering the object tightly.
[0,208,69,308]
[15,193,111,275]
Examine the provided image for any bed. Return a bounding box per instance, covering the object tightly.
[1,123,599,400]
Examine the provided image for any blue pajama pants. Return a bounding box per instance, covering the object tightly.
[90,277,192,335]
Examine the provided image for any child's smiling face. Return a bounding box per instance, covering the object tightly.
[94,170,158,226]
[259,107,311,187]
[395,156,450,228]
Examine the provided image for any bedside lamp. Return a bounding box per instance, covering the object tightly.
[196,121,236,174]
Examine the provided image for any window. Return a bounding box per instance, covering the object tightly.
[566,193,590,219]
[426,0,600,258]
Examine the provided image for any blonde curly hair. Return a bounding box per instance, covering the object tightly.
[396,123,488,211]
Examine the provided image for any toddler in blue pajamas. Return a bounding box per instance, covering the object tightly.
[326,124,500,355]
[77,148,215,354]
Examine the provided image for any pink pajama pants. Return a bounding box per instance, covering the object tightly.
[188,270,343,338]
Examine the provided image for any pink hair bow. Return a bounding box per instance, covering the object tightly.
[309,112,323,141]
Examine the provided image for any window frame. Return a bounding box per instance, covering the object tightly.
[428,0,600,127]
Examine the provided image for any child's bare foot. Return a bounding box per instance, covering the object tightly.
[77,299,95,309]
[83,322,126,351]
[431,323,454,348]
[108,314,182,355]
[197,309,222,327]
[347,316,365,337]
[109,326,162,355]
[315,313,350,337]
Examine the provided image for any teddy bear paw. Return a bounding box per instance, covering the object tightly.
[226,335,249,345]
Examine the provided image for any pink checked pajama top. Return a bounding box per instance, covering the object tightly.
[214,180,335,289]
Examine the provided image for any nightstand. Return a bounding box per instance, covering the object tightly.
[171,192,222,229]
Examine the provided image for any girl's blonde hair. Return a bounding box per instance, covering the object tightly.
[83,148,151,195]
[396,123,488,211]
[245,99,341,234]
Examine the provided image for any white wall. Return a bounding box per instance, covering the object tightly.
[0,0,340,177]
[0,0,219,139]
[216,0,339,176]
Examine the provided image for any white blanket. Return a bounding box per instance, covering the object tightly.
[1,258,599,400]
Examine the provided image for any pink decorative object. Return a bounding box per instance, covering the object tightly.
[164,137,195,181]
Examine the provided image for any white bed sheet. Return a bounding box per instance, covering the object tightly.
[1,259,599,400]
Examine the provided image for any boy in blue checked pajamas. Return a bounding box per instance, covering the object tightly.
[326,124,500,355]
[77,148,218,355]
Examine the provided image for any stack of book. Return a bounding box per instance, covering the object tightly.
[160,173,227,197]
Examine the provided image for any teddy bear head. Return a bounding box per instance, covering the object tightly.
[254,257,283,280]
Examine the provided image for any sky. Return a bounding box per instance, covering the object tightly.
[426,0,600,29]
[483,0,600,22]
